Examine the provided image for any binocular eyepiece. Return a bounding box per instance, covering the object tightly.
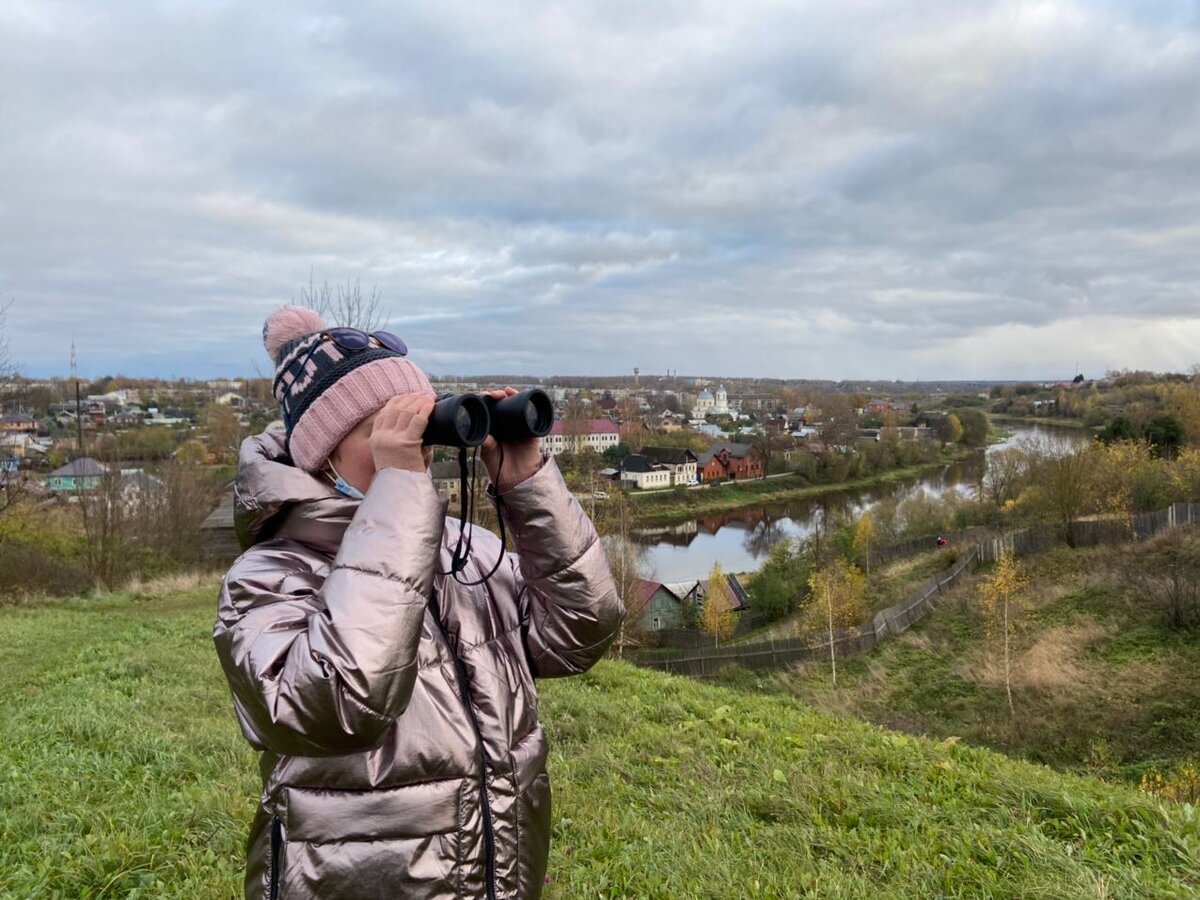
[422,388,555,448]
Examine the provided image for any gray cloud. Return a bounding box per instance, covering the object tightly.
[1,0,1199,380]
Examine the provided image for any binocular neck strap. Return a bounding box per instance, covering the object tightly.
[445,446,509,586]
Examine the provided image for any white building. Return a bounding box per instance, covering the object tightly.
[538,419,621,456]
[619,455,672,489]
[690,384,733,419]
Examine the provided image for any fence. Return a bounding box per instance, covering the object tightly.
[629,502,1200,679]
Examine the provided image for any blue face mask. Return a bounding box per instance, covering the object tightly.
[327,463,365,501]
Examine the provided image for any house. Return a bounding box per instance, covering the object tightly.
[619,455,672,490]
[632,574,748,633]
[0,413,38,434]
[631,579,688,631]
[215,392,246,408]
[119,469,166,506]
[0,432,49,460]
[430,458,489,506]
[654,410,686,433]
[538,419,621,456]
[699,573,750,612]
[639,446,699,485]
[697,443,764,482]
[45,457,106,493]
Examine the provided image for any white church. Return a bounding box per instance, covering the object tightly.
[691,385,733,419]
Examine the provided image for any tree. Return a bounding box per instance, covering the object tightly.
[982,447,1029,508]
[816,393,858,450]
[954,409,989,446]
[1144,414,1185,459]
[0,298,12,385]
[1038,446,1095,545]
[298,274,386,332]
[700,562,736,646]
[747,539,809,622]
[199,402,248,465]
[1097,416,1137,444]
[174,438,211,466]
[853,514,875,576]
[978,549,1029,717]
[1123,526,1200,631]
[945,413,964,445]
[802,558,866,686]
[592,490,650,656]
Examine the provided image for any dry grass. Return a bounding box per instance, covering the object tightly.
[955,620,1115,693]
[123,568,226,597]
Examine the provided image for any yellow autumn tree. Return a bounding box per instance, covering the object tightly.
[701,561,736,647]
[1091,440,1153,532]
[978,548,1030,717]
[803,558,866,686]
[946,413,964,445]
[853,514,875,576]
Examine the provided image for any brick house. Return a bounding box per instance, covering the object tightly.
[697,443,763,482]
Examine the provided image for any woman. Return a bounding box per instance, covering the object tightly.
[214,306,623,899]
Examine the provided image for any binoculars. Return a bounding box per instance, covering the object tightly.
[422,388,555,448]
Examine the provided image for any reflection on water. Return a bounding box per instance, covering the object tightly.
[634,423,1090,582]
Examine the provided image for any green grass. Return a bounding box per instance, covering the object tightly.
[1,586,1198,897]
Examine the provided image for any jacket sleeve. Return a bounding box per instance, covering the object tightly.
[498,456,625,678]
[213,469,447,757]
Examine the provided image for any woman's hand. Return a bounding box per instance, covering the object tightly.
[480,387,544,493]
[370,394,436,472]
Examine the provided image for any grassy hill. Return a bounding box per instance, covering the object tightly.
[746,543,1200,790]
[0,582,1197,898]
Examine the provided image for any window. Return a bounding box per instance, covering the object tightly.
[652,616,662,630]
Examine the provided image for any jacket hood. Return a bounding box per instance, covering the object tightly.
[234,429,357,554]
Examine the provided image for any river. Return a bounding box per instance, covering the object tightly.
[631,423,1091,582]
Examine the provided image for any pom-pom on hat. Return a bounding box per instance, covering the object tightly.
[264,305,434,472]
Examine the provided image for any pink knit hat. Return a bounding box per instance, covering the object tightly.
[263,306,434,472]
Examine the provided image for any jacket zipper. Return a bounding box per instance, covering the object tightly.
[430,589,497,900]
[269,816,282,900]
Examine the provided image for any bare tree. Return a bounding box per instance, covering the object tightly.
[593,490,650,656]
[297,273,387,332]
[1123,527,1200,631]
[0,298,12,383]
[77,464,134,589]
[982,447,1030,508]
[0,298,23,519]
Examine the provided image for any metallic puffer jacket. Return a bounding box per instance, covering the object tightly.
[214,432,623,899]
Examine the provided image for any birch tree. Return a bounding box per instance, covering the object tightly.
[978,548,1030,717]
[803,558,866,686]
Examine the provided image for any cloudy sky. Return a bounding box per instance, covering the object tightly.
[2,1,1199,381]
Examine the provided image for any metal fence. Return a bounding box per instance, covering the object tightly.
[629,502,1200,679]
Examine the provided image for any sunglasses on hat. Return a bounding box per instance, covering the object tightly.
[280,327,409,429]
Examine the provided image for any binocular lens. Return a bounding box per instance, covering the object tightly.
[422,388,556,448]
[487,389,554,443]
[424,394,490,448]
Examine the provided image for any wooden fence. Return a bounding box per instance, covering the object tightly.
[630,502,1200,678]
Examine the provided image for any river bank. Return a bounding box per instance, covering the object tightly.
[631,449,972,525]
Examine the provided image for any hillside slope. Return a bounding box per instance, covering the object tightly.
[759,544,1200,786]
[0,584,1196,898]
